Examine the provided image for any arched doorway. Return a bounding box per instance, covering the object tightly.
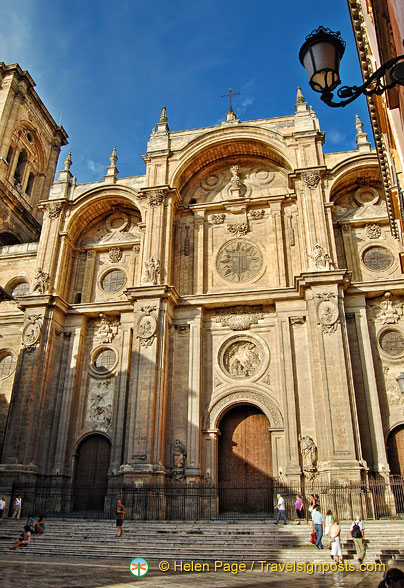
[73,434,111,511]
[387,425,404,476]
[218,404,273,513]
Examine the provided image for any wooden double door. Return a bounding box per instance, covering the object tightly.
[73,434,111,511]
[218,405,273,513]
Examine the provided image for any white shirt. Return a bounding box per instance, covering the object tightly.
[14,497,21,507]
[0,499,5,510]
[277,497,285,511]
[351,520,364,531]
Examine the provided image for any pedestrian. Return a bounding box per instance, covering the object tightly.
[273,494,287,525]
[11,495,21,519]
[351,515,366,563]
[311,505,324,549]
[295,494,305,525]
[33,516,45,534]
[116,499,125,537]
[329,518,342,564]
[0,496,6,518]
[377,567,404,588]
[324,509,334,547]
[8,524,31,550]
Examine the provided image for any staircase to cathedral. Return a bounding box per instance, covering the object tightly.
[0,519,403,564]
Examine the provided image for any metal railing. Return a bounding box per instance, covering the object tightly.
[8,477,404,521]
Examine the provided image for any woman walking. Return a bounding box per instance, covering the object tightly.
[329,518,342,564]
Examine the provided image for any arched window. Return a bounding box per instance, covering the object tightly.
[13,150,27,185]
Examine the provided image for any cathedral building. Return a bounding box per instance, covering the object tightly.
[1,62,404,515]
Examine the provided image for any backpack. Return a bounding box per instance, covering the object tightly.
[352,523,362,538]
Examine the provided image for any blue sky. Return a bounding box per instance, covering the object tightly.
[1,0,373,183]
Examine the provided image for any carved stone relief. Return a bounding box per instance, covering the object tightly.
[302,171,321,189]
[172,439,187,480]
[248,209,265,220]
[32,268,49,294]
[95,313,120,343]
[309,244,335,271]
[299,434,318,480]
[147,190,164,207]
[108,247,122,263]
[290,317,306,327]
[175,325,190,336]
[371,292,403,325]
[137,305,157,347]
[142,257,160,285]
[46,202,62,219]
[315,293,339,334]
[205,390,283,430]
[221,340,262,379]
[86,379,113,431]
[365,223,381,239]
[227,223,249,237]
[216,239,262,283]
[210,213,226,225]
[214,305,264,331]
[383,366,404,410]
[22,314,43,350]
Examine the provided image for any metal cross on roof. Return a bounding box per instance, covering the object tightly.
[221,88,240,110]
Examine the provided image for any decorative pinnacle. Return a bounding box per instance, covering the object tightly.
[355,114,364,134]
[109,146,118,167]
[355,114,371,151]
[296,86,305,104]
[64,151,72,171]
[160,106,168,123]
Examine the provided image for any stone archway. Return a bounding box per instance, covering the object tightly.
[387,425,404,476]
[73,434,111,511]
[218,404,273,514]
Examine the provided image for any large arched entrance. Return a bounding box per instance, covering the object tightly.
[218,404,273,513]
[387,425,404,476]
[73,434,111,511]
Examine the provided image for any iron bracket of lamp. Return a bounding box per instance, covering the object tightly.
[299,26,404,108]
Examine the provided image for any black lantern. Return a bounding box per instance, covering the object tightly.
[299,26,404,107]
[299,26,346,94]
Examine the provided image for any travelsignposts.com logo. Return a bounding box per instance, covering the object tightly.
[130,557,149,577]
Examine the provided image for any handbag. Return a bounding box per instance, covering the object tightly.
[310,530,317,544]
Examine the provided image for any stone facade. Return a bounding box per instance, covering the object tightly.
[1,72,404,507]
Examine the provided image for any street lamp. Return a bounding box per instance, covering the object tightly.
[299,26,404,107]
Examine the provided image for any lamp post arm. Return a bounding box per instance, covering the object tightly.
[320,54,404,108]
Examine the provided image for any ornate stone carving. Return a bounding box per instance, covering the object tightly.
[214,377,223,388]
[210,213,226,225]
[86,380,113,431]
[46,202,62,219]
[383,366,404,409]
[96,313,120,343]
[214,305,263,331]
[290,317,306,327]
[227,222,249,237]
[309,243,335,271]
[133,243,140,254]
[142,257,160,285]
[299,435,318,479]
[87,250,94,258]
[373,292,403,324]
[302,171,321,189]
[147,190,164,207]
[216,239,262,283]
[172,439,187,481]
[205,391,283,430]
[222,340,262,379]
[341,223,350,233]
[184,226,190,256]
[248,209,265,220]
[32,268,49,294]
[262,372,271,385]
[365,223,381,239]
[108,247,122,263]
[315,293,339,334]
[137,305,157,347]
[175,325,190,336]
[22,314,43,350]
[288,216,295,246]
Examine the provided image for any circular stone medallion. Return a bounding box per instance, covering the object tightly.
[222,339,262,379]
[379,329,404,357]
[216,239,262,283]
[362,246,394,272]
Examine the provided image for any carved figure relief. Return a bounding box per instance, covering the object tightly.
[96,313,120,343]
[142,257,160,285]
[137,305,157,347]
[22,314,43,350]
[172,439,187,481]
[299,435,318,479]
[32,268,49,294]
[86,380,113,431]
[147,190,164,207]
[373,292,403,325]
[309,244,335,271]
[214,305,264,331]
[383,366,404,409]
[216,239,262,283]
[88,212,140,245]
[316,294,339,334]
[222,340,262,379]
[46,202,62,219]
[108,247,122,263]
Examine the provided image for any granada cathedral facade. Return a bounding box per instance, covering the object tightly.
[1,62,404,514]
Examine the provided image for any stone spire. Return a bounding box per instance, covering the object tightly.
[156,106,170,132]
[294,87,319,131]
[355,114,371,152]
[104,147,119,183]
[64,151,72,171]
[55,150,73,187]
[296,86,305,104]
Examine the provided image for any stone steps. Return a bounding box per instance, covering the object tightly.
[0,519,401,563]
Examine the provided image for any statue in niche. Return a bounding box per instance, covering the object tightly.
[378,292,402,325]
[299,435,318,478]
[172,439,187,481]
[142,257,160,285]
[309,243,335,271]
[96,313,119,343]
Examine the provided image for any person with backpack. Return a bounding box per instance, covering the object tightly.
[351,515,366,563]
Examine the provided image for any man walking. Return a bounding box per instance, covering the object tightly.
[311,505,325,549]
[11,495,21,519]
[115,499,125,537]
[351,515,366,563]
[273,493,287,525]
